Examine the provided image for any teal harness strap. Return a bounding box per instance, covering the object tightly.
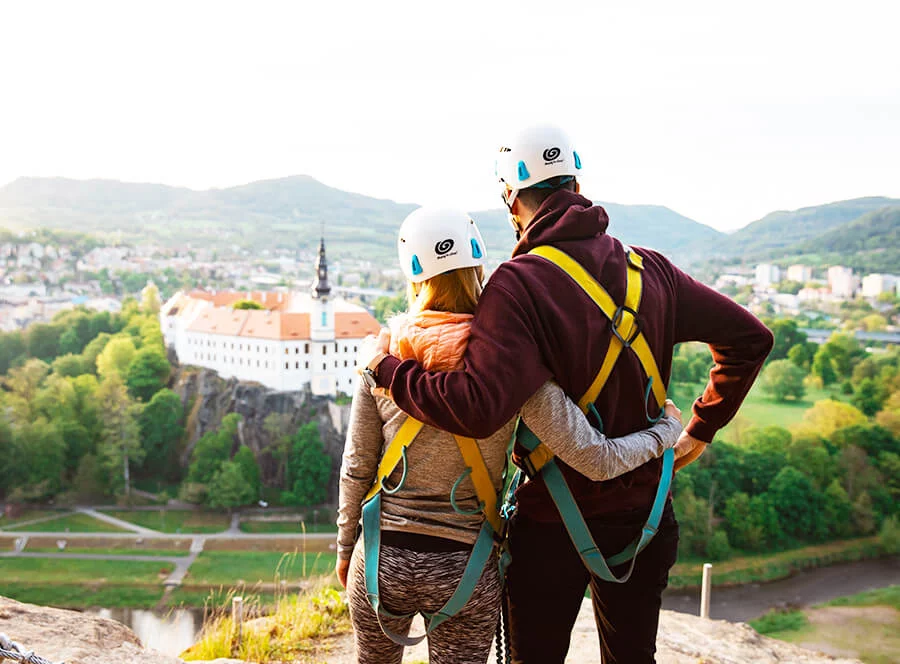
[362,491,497,646]
[517,423,674,583]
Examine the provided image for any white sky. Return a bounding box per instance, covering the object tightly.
[1,0,898,231]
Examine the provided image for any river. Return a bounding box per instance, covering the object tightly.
[90,557,900,657]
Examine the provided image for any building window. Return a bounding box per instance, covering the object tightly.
[354,345,358,353]
[322,363,326,370]
[322,346,327,355]
[344,345,348,353]
[295,347,299,354]
[305,343,309,354]
[257,360,260,367]
[334,343,339,352]
[295,361,299,369]
[285,362,289,369]
[305,361,309,369]
[257,345,260,352]
[321,311,327,327]
[344,360,348,367]
[285,348,289,355]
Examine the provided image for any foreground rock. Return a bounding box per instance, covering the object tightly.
[0,596,244,664]
[1,595,861,664]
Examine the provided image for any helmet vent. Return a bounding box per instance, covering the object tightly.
[470,239,483,259]
[517,160,530,182]
[411,255,423,276]
[574,151,582,169]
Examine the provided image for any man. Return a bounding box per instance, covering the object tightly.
[362,124,773,663]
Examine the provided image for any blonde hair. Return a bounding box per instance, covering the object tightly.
[407,266,485,315]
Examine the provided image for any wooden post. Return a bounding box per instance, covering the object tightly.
[700,563,712,619]
[232,596,244,649]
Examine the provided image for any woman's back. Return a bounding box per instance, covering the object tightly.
[338,310,513,551]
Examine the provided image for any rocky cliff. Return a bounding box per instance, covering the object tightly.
[172,367,350,503]
[0,595,862,664]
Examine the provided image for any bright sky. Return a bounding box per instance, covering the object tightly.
[1,1,898,231]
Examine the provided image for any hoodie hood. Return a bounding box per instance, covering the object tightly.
[389,310,474,371]
[512,190,609,257]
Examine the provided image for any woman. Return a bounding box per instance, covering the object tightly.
[336,207,682,664]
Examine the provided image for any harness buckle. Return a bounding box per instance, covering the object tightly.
[611,305,642,348]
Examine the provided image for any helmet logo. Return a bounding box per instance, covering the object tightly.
[543,147,561,162]
[434,239,455,256]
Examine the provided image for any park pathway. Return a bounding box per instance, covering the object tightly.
[75,507,161,535]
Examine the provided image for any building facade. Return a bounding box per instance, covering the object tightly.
[160,240,381,396]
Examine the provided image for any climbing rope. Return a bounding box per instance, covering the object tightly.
[0,634,64,664]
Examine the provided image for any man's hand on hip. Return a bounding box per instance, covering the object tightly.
[673,431,707,471]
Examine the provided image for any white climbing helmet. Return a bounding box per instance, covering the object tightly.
[397,207,487,283]
[495,123,583,208]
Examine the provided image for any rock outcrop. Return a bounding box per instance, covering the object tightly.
[1,595,862,664]
[173,367,350,502]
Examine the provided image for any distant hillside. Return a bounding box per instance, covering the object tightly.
[780,206,900,273]
[723,197,900,259]
[0,176,719,262]
[472,202,724,263]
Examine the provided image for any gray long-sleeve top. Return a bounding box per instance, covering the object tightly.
[337,379,682,559]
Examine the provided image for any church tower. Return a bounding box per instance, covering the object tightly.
[311,237,332,300]
[309,236,336,395]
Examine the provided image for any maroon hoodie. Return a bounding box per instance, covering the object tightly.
[376,190,773,520]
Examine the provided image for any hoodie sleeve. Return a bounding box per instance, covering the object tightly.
[668,261,774,442]
[375,273,552,438]
[520,381,682,481]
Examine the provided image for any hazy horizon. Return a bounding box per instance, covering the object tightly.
[2,1,898,232]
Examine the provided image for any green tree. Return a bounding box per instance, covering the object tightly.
[0,331,27,374]
[125,346,171,401]
[670,357,691,384]
[96,374,144,498]
[0,418,15,497]
[373,292,407,324]
[759,360,806,402]
[141,282,161,315]
[233,445,262,501]
[673,486,710,557]
[26,323,63,362]
[282,423,332,507]
[798,400,867,438]
[768,467,826,542]
[9,418,66,501]
[138,389,184,480]
[812,347,838,385]
[786,434,834,489]
[821,479,853,538]
[852,491,876,535]
[232,299,265,310]
[187,414,241,484]
[787,343,814,371]
[52,353,88,378]
[768,319,807,362]
[4,358,51,423]
[706,530,732,561]
[852,378,885,417]
[207,461,256,510]
[724,492,765,551]
[96,336,137,378]
[82,332,112,372]
[71,453,108,501]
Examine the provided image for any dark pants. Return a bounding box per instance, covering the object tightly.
[505,501,679,664]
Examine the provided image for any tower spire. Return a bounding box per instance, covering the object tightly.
[312,235,331,300]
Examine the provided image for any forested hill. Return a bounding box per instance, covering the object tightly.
[781,206,900,273]
[0,176,721,260]
[722,197,900,260]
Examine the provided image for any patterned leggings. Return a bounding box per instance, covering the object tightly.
[347,540,501,664]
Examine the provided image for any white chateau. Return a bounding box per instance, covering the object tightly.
[160,239,381,396]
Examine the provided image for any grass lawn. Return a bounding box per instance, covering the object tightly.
[101,509,230,533]
[670,381,846,443]
[0,557,174,584]
[754,587,900,664]
[0,510,67,528]
[239,520,338,534]
[0,583,166,609]
[4,513,132,533]
[187,551,337,585]
[669,537,880,589]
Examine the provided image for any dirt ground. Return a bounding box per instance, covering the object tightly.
[787,606,900,664]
